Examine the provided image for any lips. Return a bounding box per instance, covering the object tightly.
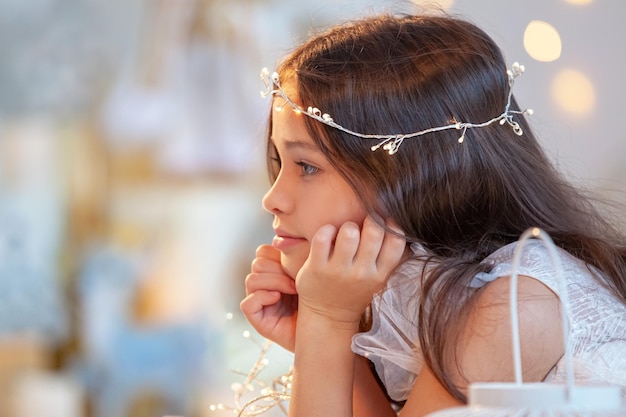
[272,229,307,251]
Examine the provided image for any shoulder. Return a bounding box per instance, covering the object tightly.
[453,274,564,390]
[473,239,596,296]
[399,276,564,414]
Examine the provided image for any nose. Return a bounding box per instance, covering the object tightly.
[262,173,293,215]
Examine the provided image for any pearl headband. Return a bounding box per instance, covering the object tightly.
[260,62,533,155]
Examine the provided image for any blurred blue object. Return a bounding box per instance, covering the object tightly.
[75,245,210,417]
[0,208,68,344]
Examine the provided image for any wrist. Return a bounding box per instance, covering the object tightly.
[297,304,361,333]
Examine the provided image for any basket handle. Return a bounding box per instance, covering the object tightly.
[509,227,575,396]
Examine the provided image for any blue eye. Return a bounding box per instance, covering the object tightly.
[296,161,319,176]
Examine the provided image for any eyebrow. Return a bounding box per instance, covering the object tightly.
[271,137,321,152]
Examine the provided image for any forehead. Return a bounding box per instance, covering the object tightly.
[268,72,334,154]
[271,97,319,149]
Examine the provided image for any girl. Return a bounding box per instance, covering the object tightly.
[240,13,626,417]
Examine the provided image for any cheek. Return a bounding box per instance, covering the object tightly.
[313,191,366,229]
[328,204,367,230]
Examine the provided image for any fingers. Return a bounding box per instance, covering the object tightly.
[250,254,283,275]
[240,244,299,351]
[331,217,405,272]
[308,222,376,264]
[308,216,405,276]
[377,221,406,271]
[255,243,281,261]
[307,224,337,266]
[240,290,281,319]
[294,217,406,326]
[353,216,385,267]
[245,244,297,296]
[245,264,297,294]
[333,222,362,266]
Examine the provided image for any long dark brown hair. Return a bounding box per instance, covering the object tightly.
[266,13,626,401]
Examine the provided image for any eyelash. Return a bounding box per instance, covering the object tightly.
[269,145,319,177]
[296,161,319,176]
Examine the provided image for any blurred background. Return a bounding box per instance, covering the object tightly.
[0,0,623,416]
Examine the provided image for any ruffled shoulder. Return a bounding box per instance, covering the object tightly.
[470,239,594,295]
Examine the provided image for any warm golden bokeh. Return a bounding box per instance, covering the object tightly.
[524,20,562,62]
[412,0,455,10]
[563,0,594,5]
[552,69,596,116]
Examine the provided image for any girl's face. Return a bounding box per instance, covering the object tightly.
[262,92,367,279]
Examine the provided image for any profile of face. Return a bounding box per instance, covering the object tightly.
[262,84,367,279]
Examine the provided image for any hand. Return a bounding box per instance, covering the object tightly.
[240,244,299,352]
[296,216,406,328]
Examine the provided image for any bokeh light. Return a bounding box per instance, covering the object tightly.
[524,20,562,62]
[412,0,455,10]
[551,69,596,116]
[563,0,594,5]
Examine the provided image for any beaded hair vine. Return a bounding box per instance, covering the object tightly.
[260,62,533,155]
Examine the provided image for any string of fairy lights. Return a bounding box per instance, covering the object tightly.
[209,322,293,417]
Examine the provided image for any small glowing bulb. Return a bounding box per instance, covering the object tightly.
[243,330,251,338]
[225,312,233,320]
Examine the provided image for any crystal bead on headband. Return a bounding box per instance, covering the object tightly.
[260,63,533,155]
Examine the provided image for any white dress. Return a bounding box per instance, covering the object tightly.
[352,240,626,402]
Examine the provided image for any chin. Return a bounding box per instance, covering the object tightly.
[280,252,306,280]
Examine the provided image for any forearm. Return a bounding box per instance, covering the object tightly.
[289,308,358,417]
[353,355,397,417]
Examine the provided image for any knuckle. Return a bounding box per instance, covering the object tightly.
[256,244,270,255]
[339,222,360,241]
[313,225,335,244]
[251,257,263,272]
[351,264,374,281]
[244,272,256,289]
[239,298,250,313]
[251,257,274,273]
[363,215,383,229]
